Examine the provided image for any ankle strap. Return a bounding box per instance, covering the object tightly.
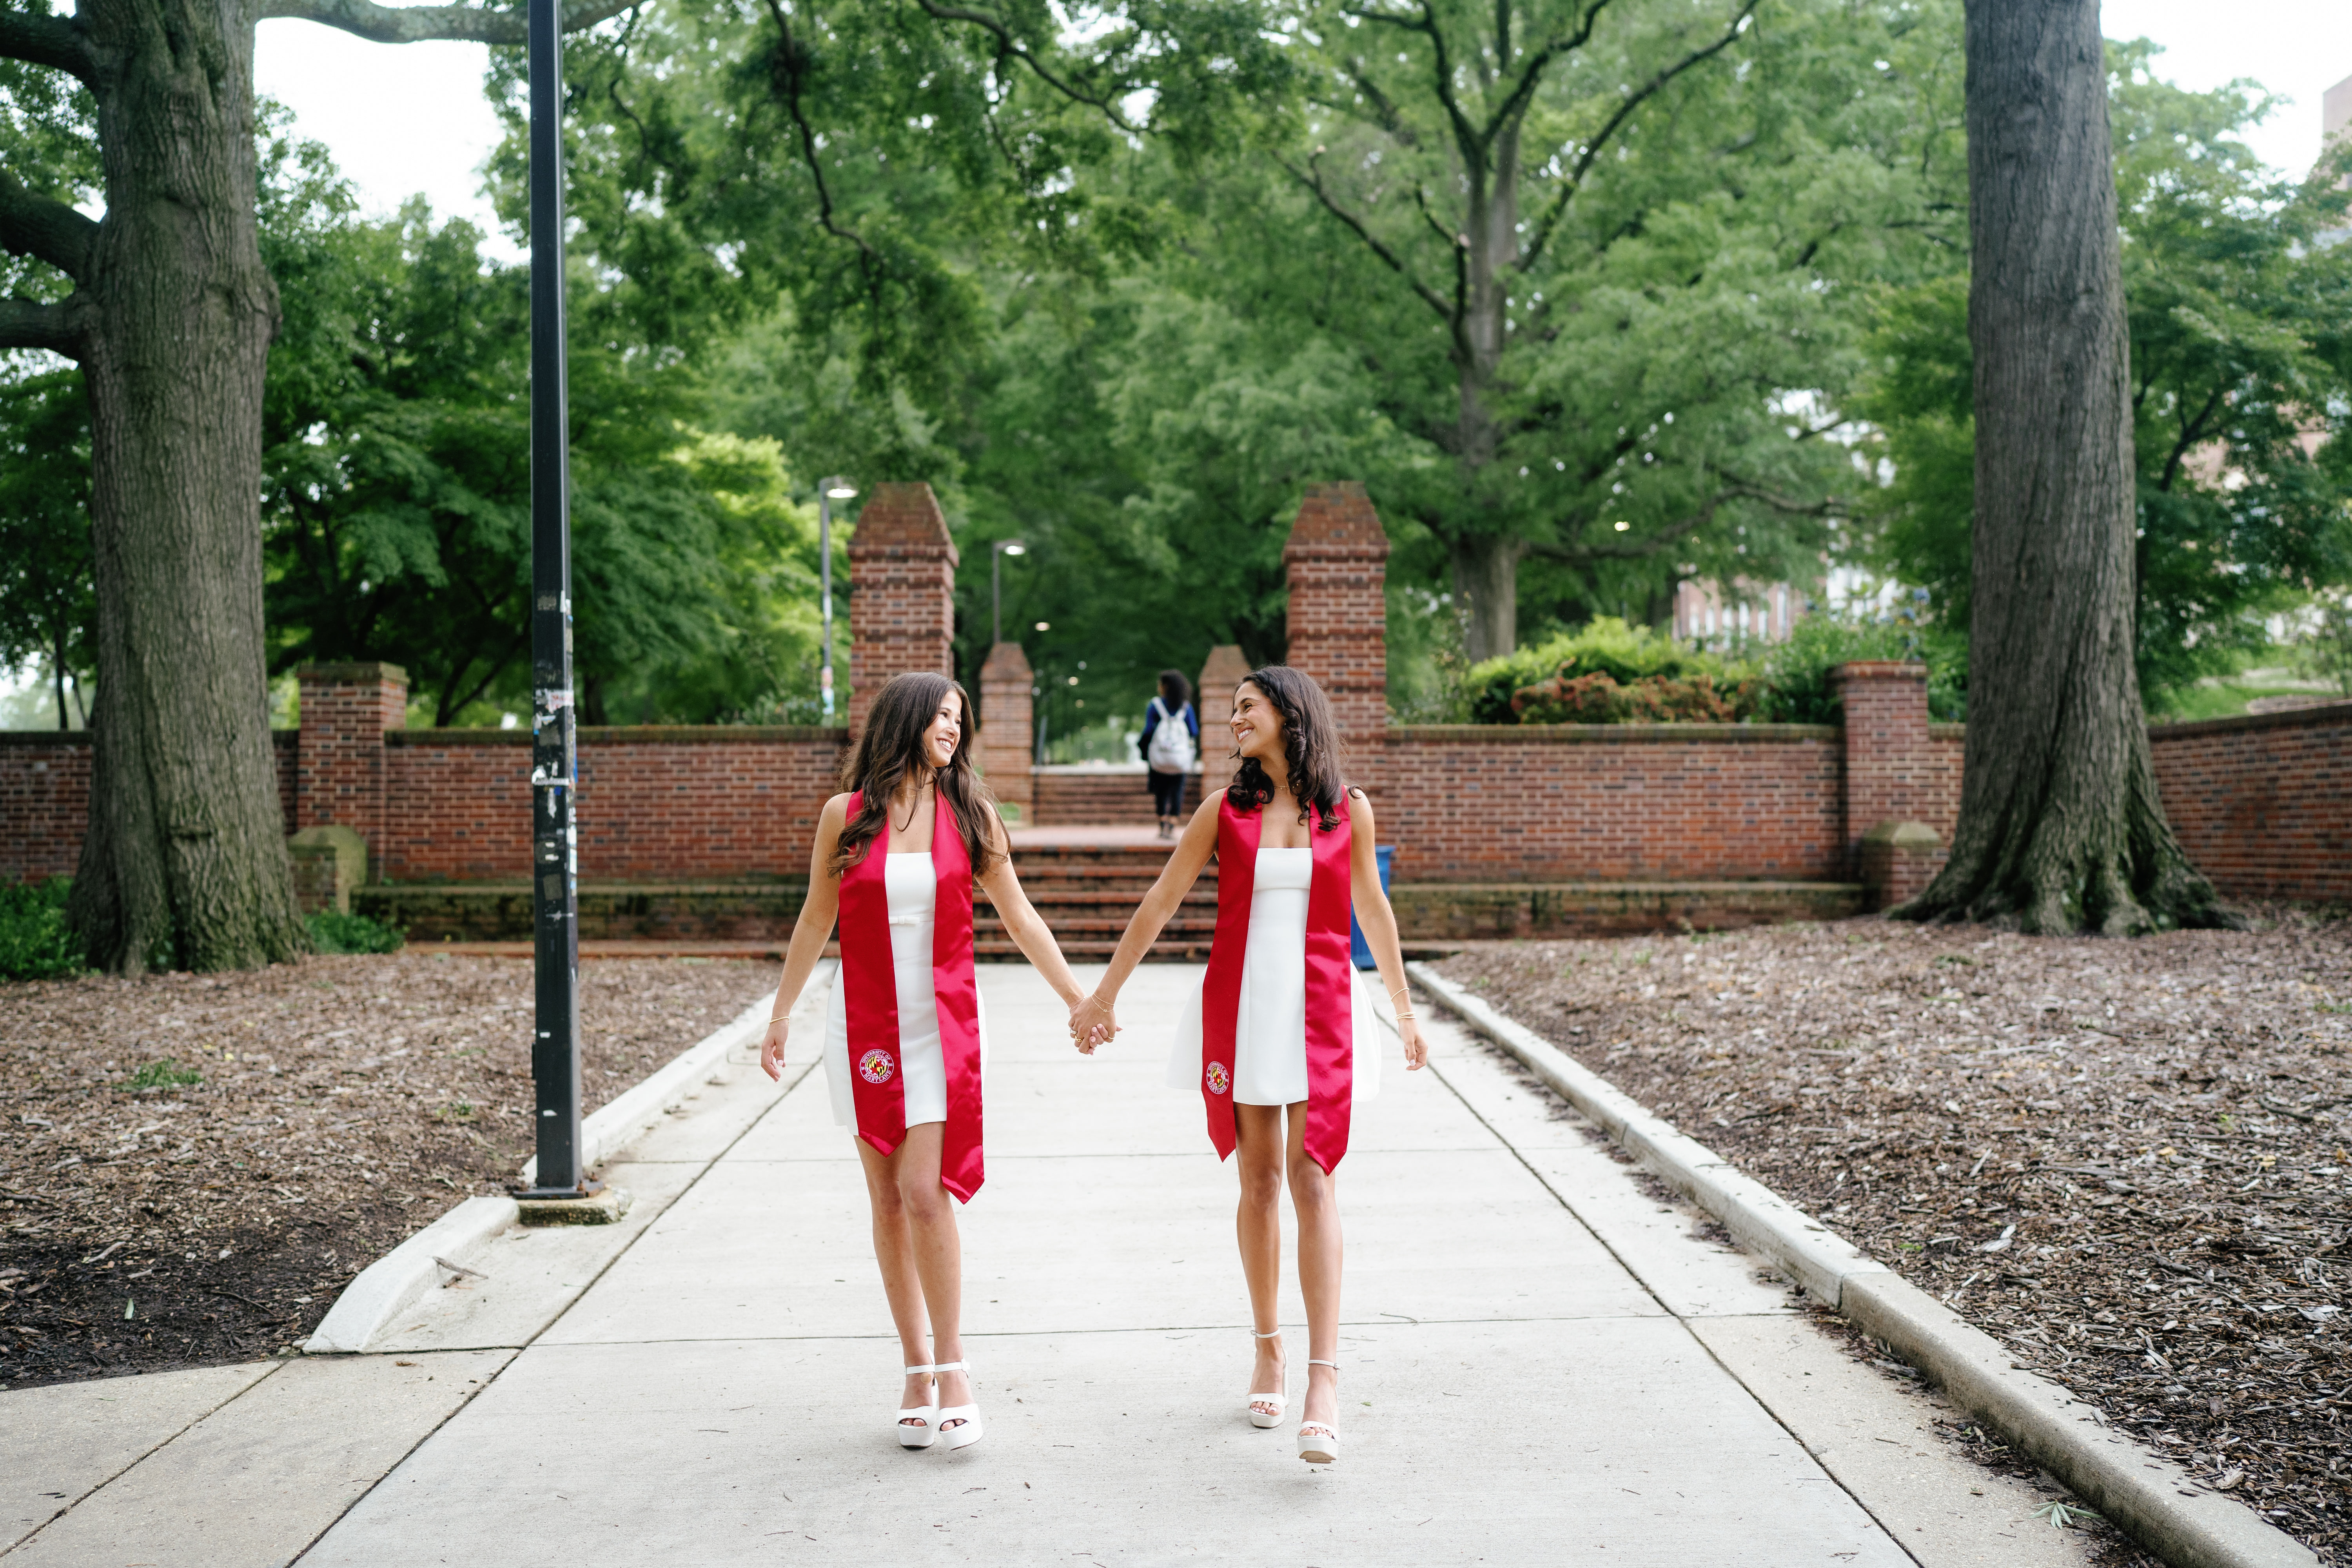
[1252,1328,1282,1339]
[904,1363,936,1376]
[932,1359,970,1373]
[1307,1358,1339,1370]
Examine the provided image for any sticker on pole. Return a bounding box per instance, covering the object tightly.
[858,1049,897,1086]
[1204,1061,1230,1096]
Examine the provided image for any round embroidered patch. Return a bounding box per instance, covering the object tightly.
[1204,1061,1231,1096]
[857,1049,896,1085]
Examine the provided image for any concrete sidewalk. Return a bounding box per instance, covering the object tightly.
[2,967,2096,1567]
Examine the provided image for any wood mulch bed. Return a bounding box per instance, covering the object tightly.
[1432,906,2352,1565]
[0,953,775,1390]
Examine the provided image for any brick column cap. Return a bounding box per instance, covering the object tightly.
[1829,660,1926,684]
[1198,644,1254,694]
[979,641,1033,684]
[1282,481,1391,563]
[299,661,410,685]
[846,481,959,567]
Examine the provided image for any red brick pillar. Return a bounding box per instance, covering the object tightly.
[1196,644,1252,803]
[1832,661,1938,889]
[295,663,407,880]
[846,482,960,739]
[1282,482,1390,746]
[978,641,1034,823]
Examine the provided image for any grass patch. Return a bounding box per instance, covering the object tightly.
[129,1057,203,1090]
[306,910,406,954]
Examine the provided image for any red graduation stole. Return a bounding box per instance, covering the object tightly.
[1198,793,1356,1174]
[835,788,986,1202]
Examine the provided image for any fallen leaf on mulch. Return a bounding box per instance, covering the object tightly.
[1434,906,2352,1564]
[1,953,775,1389]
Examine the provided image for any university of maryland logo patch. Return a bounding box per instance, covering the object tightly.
[858,1049,897,1085]
[1204,1061,1231,1096]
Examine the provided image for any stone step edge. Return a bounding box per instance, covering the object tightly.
[306,977,812,1356]
[1405,962,2316,1568]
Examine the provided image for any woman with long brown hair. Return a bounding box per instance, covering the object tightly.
[1072,665,1425,1466]
[759,671,1090,1453]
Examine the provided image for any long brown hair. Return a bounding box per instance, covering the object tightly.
[831,673,1004,880]
[1224,664,1347,831]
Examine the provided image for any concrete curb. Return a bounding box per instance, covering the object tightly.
[519,986,783,1186]
[311,980,796,1356]
[1407,961,2316,1568]
[304,1195,518,1354]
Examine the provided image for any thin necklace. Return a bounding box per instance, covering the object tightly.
[892,778,932,835]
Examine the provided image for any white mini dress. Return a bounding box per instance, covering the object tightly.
[1165,846,1382,1105]
[823,853,988,1128]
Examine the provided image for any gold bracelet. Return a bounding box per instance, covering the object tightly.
[1394,1010,1417,1022]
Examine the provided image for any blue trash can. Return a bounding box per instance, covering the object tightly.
[1350,845,1396,969]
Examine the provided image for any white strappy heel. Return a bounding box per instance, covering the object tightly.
[1296,1358,1340,1464]
[933,1359,984,1450]
[897,1362,938,1448]
[1246,1327,1287,1428]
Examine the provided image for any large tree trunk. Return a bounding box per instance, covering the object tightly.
[1895,0,2229,935]
[64,0,307,972]
[1449,532,1523,664]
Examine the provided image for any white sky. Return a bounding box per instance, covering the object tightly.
[243,3,2352,250]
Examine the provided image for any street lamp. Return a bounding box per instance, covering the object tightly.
[522,0,590,1203]
[819,479,855,720]
[991,540,1026,646]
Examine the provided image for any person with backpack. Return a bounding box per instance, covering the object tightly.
[1140,669,1200,840]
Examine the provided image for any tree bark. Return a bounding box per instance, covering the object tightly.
[1449,532,1522,664]
[1893,0,2230,935]
[63,0,308,972]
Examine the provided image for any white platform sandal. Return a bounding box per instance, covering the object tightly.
[933,1359,984,1451]
[1296,1358,1340,1464]
[1246,1327,1287,1428]
[898,1362,939,1448]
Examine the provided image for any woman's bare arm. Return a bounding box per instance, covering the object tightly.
[759,795,849,1081]
[975,813,1088,1012]
[1069,794,1220,1047]
[1347,790,1425,1070]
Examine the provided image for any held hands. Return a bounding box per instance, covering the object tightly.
[759,1015,789,1081]
[1068,993,1118,1055]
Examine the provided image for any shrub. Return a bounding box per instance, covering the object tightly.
[1747,611,1967,724]
[1512,669,1755,724]
[1463,618,1736,723]
[307,909,406,954]
[0,878,87,982]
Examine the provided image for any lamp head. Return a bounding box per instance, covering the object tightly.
[1000,541,1026,556]
[826,484,858,499]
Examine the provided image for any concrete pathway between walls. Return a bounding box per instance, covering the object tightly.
[1,970,2096,1568]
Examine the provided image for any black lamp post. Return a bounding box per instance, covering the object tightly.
[991,539,1026,646]
[521,0,591,1201]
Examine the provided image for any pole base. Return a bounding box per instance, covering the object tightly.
[515,1185,632,1227]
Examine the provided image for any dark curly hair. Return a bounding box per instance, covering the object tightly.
[1223,664,1347,831]
[831,673,1004,880]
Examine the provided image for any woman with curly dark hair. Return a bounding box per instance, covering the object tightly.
[1071,664,1424,1467]
[758,671,1090,1455]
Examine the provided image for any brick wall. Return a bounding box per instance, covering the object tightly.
[380,727,849,884]
[1372,724,1846,883]
[5,732,298,884]
[977,640,1034,819]
[2147,702,2352,904]
[1196,645,1251,804]
[296,663,407,854]
[1833,662,1935,872]
[0,734,91,882]
[846,481,959,737]
[1282,482,1390,744]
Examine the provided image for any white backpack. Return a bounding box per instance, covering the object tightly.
[1145,697,1196,771]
